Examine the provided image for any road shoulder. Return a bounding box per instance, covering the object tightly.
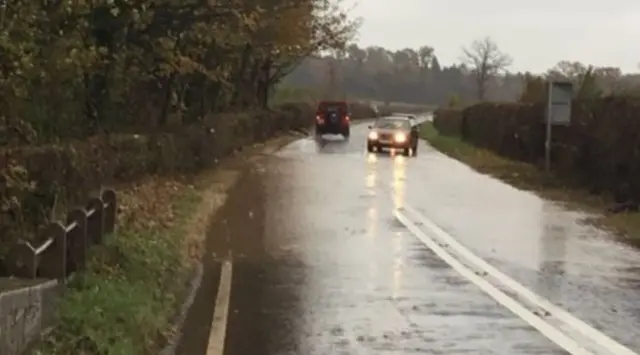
[31,133,301,355]
[419,122,640,242]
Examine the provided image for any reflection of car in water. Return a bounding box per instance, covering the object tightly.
[315,101,350,138]
[367,116,419,156]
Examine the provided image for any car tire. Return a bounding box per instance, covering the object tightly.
[403,148,411,156]
[343,128,350,138]
[367,144,375,152]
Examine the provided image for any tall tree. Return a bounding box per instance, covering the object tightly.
[460,36,512,101]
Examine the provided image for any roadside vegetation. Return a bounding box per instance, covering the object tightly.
[271,84,434,114]
[419,37,640,241]
[35,177,203,354]
[31,138,293,354]
[2,1,638,351]
[422,121,640,240]
[422,38,640,241]
[1,0,357,353]
[421,122,600,203]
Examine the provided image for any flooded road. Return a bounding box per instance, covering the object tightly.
[177,120,640,355]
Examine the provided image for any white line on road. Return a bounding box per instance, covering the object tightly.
[401,204,638,355]
[394,209,594,355]
[207,260,233,355]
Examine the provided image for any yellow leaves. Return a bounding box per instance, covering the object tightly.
[0,0,357,131]
[272,6,313,47]
[173,56,205,75]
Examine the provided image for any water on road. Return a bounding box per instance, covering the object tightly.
[176,121,640,355]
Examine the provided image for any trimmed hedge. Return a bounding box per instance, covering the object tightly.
[433,108,463,136]
[0,103,323,262]
[432,97,640,201]
[0,100,378,263]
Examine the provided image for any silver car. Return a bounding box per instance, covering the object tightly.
[366,117,419,156]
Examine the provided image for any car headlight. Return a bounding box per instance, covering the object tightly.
[368,131,378,140]
[394,132,406,142]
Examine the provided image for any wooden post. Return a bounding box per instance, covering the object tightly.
[67,208,88,273]
[86,197,105,245]
[38,222,67,280]
[101,189,117,235]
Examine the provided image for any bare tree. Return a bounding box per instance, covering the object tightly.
[461,37,512,100]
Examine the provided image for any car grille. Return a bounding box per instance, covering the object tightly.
[379,133,392,140]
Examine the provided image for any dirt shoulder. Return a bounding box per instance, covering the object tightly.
[420,122,640,243]
[32,134,300,355]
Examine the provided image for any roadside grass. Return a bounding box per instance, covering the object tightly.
[34,178,203,355]
[31,136,291,355]
[420,122,640,239]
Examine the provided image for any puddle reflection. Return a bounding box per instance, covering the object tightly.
[392,155,406,209]
[392,231,404,299]
[537,203,569,299]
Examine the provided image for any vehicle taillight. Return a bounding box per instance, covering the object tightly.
[316,115,324,123]
[344,115,350,121]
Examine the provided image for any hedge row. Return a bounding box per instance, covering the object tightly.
[0,102,377,264]
[432,97,640,201]
[432,108,463,136]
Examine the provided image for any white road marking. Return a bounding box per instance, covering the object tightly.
[401,204,638,355]
[394,209,594,355]
[206,260,233,355]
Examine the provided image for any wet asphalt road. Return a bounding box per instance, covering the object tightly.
[177,120,640,355]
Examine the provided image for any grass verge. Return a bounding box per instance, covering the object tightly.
[33,178,201,355]
[31,135,298,355]
[33,169,241,354]
[420,122,640,240]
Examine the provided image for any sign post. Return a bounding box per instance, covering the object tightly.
[545,81,573,173]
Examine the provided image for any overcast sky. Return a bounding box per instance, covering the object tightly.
[345,0,640,73]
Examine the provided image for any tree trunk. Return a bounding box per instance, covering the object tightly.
[230,44,253,107]
[158,73,176,126]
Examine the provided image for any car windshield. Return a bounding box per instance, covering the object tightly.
[374,118,410,129]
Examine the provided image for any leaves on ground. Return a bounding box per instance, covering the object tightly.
[34,175,216,355]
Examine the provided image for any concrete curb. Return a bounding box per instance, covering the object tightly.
[158,263,203,355]
[0,279,60,355]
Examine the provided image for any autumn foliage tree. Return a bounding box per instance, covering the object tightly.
[0,0,358,144]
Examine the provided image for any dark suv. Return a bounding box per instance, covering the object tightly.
[315,101,350,138]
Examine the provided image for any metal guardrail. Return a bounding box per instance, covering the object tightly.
[2,189,117,281]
